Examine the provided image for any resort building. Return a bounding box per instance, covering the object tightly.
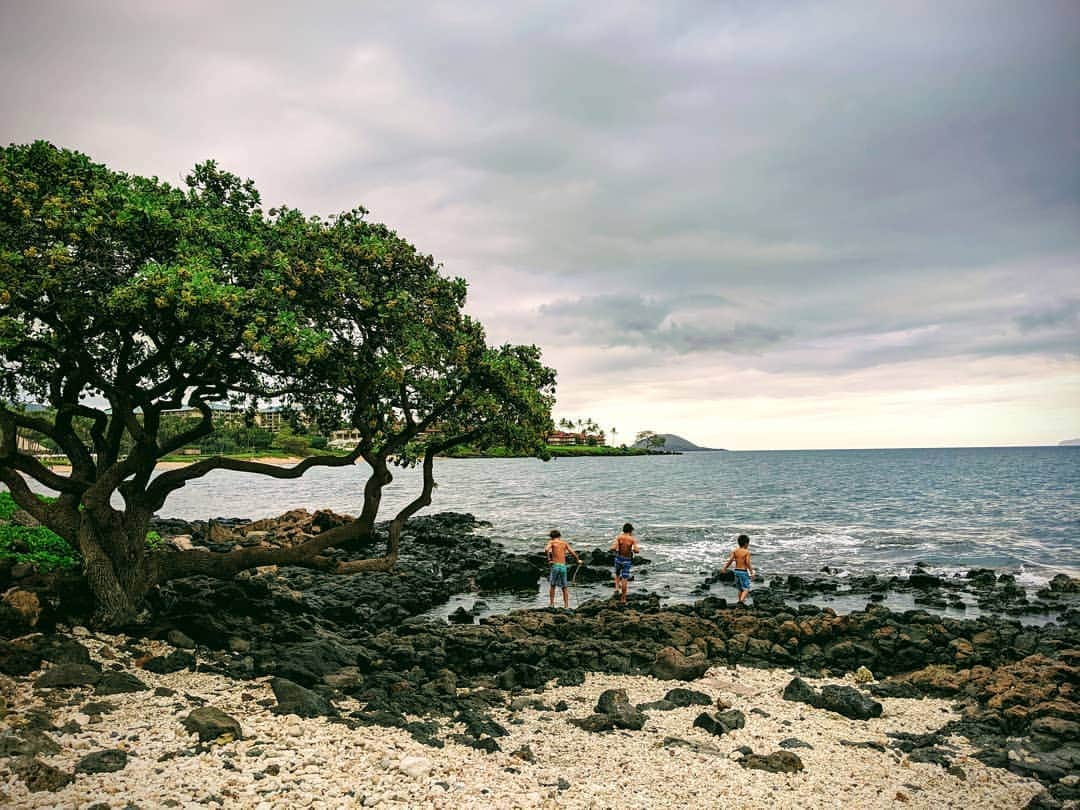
[547,430,606,446]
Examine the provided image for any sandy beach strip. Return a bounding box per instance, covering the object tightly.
[1,632,1043,809]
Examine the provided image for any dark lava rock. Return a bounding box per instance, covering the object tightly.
[779,738,813,750]
[448,733,501,753]
[475,557,543,591]
[154,686,177,697]
[817,685,883,721]
[76,748,129,774]
[142,650,195,674]
[967,568,998,587]
[95,671,149,695]
[31,636,92,666]
[693,709,746,737]
[781,677,817,704]
[637,699,678,712]
[568,714,619,733]
[1048,574,1080,594]
[909,572,942,589]
[741,750,805,773]
[181,707,243,741]
[0,642,42,675]
[167,629,197,649]
[650,646,709,680]
[664,688,712,707]
[464,716,509,739]
[12,756,73,791]
[80,701,116,716]
[270,677,336,718]
[557,670,585,687]
[782,677,882,720]
[572,688,645,731]
[34,662,101,688]
[0,729,60,757]
[448,606,474,624]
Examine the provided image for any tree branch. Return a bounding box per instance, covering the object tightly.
[336,430,478,574]
[145,447,362,510]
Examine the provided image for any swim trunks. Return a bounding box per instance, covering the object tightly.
[614,555,632,580]
[549,563,568,587]
[734,569,751,591]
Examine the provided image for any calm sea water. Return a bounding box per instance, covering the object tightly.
[144,446,1078,595]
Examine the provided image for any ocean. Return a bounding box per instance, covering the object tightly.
[144,446,1079,611]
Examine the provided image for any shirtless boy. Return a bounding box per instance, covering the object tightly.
[721,534,755,605]
[610,523,639,605]
[545,530,581,608]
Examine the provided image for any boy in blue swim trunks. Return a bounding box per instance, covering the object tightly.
[610,523,639,605]
[721,534,755,605]
[545,530,582,608]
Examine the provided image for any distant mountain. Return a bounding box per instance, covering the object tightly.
[632,433,723,452]
[1060,438,1080,446]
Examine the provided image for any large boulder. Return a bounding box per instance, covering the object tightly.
[12,756,72,792]
[817,684,883,720]
[664,688,713,707]
[693,709,746,737]
[270,677,336,718]
[781,677,817,704]
[1048,574,1080,594]
[1,589,41,628]
[141,650,195,674]
[0,729,60,758]
[33,663,101,689]
[75,749,128,774]
[181,707,243,742]
[782,677,882,720]
[95,671,149,695]
[571,688,646,732]
[650,647,709,681]
[475,557,543,591]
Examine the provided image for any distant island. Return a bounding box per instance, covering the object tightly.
[631,433,724,452]
[1060,439,1080,446]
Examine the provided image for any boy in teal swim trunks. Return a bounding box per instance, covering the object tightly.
[545,530,582,608]
[610,523,640,605]
[721,534,755,605]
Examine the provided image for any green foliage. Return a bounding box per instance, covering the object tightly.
[145,530,163,550]
[0,491,18,520]
[0,523,78,571]
[272,426,310,457]
[0,141,556,594]
[0,492,78,571]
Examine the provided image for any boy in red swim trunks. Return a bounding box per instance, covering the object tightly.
[721,534,755,605]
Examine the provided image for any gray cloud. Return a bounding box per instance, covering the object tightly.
[538,293,785,354]
[1,0,1078,445]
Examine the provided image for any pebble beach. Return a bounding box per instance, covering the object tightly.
[1,630,1044,809]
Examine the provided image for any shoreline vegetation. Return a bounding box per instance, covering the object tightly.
[41,443,670,471]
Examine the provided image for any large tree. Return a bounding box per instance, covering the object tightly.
[0,142,554,626]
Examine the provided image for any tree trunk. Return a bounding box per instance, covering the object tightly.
[77,518,142,627]
[73,500,157,629]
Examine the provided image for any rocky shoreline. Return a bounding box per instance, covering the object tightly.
[1,511,1077,808]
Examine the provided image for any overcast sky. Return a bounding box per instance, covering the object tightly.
[2,1,1078,449]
